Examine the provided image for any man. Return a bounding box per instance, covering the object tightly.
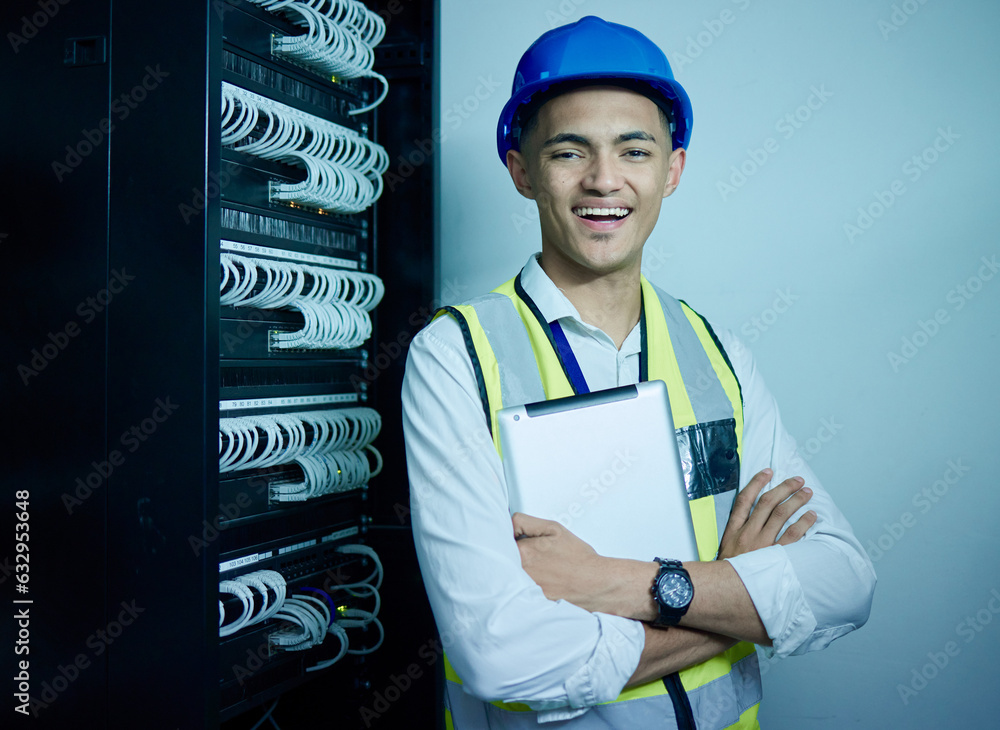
[402,16,875,729]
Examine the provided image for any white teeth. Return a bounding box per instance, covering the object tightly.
[573,206,630,217]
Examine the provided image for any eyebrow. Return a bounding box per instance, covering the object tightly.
[617,130,657,144]
[540,130,657,148]
[540,132,588,149]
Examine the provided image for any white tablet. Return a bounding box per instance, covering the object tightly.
[497,380,699,563]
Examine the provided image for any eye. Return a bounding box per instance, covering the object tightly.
[624,149,651,159]
[551,150,581,160]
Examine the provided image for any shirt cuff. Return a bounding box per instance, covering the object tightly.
[725,545,816,657]
[533,612,645,721]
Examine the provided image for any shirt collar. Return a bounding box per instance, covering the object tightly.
[519,253,581,324]
[519,253,642,356]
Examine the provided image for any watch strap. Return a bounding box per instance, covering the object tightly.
[651,557,693,628]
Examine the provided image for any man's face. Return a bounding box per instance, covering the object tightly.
[507,86,685,282]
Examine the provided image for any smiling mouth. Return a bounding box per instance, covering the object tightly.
[572,206,632,222]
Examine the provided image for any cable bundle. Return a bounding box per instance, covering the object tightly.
[218,544,383,673]
[245,0,387,115]
[307,543,384,671]
[219,570,288,637]
[218,407,381,476]
[220,253,384,310]
[269,593,343,654]
[221,253,383,349]
[221,83,389,212]
[272,447,383,502]
[278,299,372,350]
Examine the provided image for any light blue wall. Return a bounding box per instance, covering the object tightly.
[436,1,1000,726]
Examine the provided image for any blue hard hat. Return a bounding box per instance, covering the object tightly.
[497,16,692,164]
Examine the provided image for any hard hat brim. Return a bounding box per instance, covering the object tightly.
[497,72,693,163]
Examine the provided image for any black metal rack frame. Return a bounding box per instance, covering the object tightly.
[2,1,437,727]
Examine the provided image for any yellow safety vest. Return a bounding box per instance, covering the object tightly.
[436,274,762,729]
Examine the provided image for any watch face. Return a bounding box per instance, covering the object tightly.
[658,572,693,608]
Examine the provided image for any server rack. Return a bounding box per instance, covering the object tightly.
[3,1,437,727]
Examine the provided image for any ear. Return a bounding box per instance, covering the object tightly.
[662,148,686,199]
[506,149,536,200]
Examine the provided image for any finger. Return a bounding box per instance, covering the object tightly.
[763,485,814,534]
[728,469,773,527]
[512,512,560,539]
[744,476,804,531]
[776,510,818,546]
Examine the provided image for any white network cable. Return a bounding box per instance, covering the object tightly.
[336,543,383,590]
[308,543,384,669]
[331,582,384,656]
[219,570,288,637]
[220,253,383,350]
[269,591,353,670]
[218,544,383,672]
[219,580,255,637]
[219,407,381,474]
[257,0,386,49]
[245,0,388,115]
[220,255,384,311]
[346,616,384,655]
[275,299,371,350]
[269,594,331,651]
[304,621,350,672]
[332,544,384,655]
[271,446,383,502]
[221,83,389,212]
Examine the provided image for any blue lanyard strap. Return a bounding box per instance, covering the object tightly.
[638,299,649,383]
[513,273,648,397]
[549,320,591,395]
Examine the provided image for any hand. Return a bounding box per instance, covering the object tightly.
[513,512,608,610]
[717,469,816,560]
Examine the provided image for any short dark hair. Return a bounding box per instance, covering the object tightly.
[514,79,675,154]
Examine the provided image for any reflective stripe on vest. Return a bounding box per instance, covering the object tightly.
[437,275,761,729]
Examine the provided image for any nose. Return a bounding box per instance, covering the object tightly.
[583,152,624,195]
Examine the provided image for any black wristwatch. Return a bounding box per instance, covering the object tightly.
[650,558,694,628]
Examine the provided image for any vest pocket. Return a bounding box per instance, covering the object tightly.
[676,418,740,501]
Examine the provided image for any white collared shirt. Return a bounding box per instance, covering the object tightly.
[401,254,875,718]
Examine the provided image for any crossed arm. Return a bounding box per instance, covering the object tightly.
[514,467,817,684]
[404,319,875,706]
